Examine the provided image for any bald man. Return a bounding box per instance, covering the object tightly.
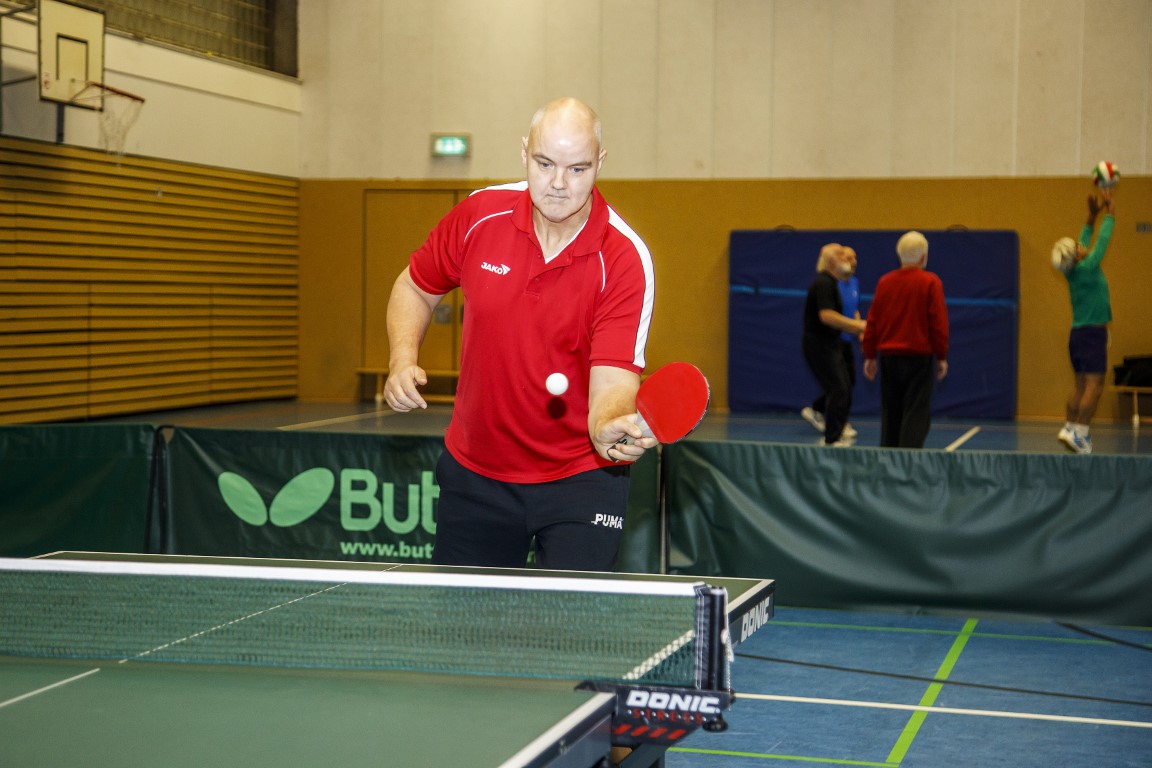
[384,98,657,570]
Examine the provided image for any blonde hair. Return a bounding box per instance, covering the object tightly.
[1051,237,1077,274]
[815,243,841,273]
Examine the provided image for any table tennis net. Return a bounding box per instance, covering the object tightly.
[0,559,726,688]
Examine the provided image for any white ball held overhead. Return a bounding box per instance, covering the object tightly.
[545,372,569,396]
[1092,161,1120,189]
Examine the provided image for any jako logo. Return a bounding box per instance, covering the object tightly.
[217,468,438,534]
[481,261,511,275]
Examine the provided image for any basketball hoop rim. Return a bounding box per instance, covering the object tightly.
[71,80,146,104]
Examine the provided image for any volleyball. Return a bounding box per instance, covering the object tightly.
[1092,161,1120,188]
[1051,237,1077,274]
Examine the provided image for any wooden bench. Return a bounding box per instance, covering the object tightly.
[1110,385,1152,427]
[357,368,460,406]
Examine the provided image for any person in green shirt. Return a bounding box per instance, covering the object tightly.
[1051,189,1115,454]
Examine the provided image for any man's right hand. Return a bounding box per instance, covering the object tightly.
[384,364,429,412]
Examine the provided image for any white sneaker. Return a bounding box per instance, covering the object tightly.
[842,423,858,439]
[801,407,826,433]
[1059,428,1092,454]
[817,436,855,447]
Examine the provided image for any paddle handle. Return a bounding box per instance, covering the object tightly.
[616,412,653,446]
[635,411,654,439]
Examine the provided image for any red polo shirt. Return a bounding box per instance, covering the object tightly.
[409,183,654,483]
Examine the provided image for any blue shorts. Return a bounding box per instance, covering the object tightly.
[1068,326,1108,374]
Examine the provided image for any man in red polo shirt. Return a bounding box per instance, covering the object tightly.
[383,98,657,570]
[862,231,949,448]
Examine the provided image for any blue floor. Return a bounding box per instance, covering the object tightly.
[668,607,1152,767]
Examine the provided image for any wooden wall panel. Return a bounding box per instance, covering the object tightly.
[0,137,298,425]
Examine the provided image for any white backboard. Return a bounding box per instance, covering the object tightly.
[38,0,105,107]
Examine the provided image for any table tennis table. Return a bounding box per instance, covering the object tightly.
[0,552,774,768]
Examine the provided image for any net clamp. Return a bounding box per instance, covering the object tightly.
[577,682,734,746]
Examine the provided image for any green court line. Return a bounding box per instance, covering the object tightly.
[884,617,979,764]
[670,746,893,766]
[968,631,1149,647]
[765,620,1148,647]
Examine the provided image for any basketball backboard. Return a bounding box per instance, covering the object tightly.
[38,0,104,108]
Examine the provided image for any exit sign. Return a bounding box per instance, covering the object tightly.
[431,134,471,157]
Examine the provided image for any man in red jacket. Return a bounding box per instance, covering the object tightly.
[862,231,949,448]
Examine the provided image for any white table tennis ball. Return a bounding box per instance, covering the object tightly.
[545,372,569,396]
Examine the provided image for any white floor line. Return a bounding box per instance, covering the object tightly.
[945,426,981,452]
[0,668,101,709]
[738,692,1152,729]
[278,411,389,430]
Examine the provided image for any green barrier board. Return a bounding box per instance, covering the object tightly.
[665,441,1152,625]
[0,425,156,557]
[166,428,660,569]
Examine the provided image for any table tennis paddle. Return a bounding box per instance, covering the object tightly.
[618,361,711,444]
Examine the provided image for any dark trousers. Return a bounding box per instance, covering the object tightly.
[803,337,852,443]
[812,341,856,414]
[431,451,630,571]
[878,355,935,448]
